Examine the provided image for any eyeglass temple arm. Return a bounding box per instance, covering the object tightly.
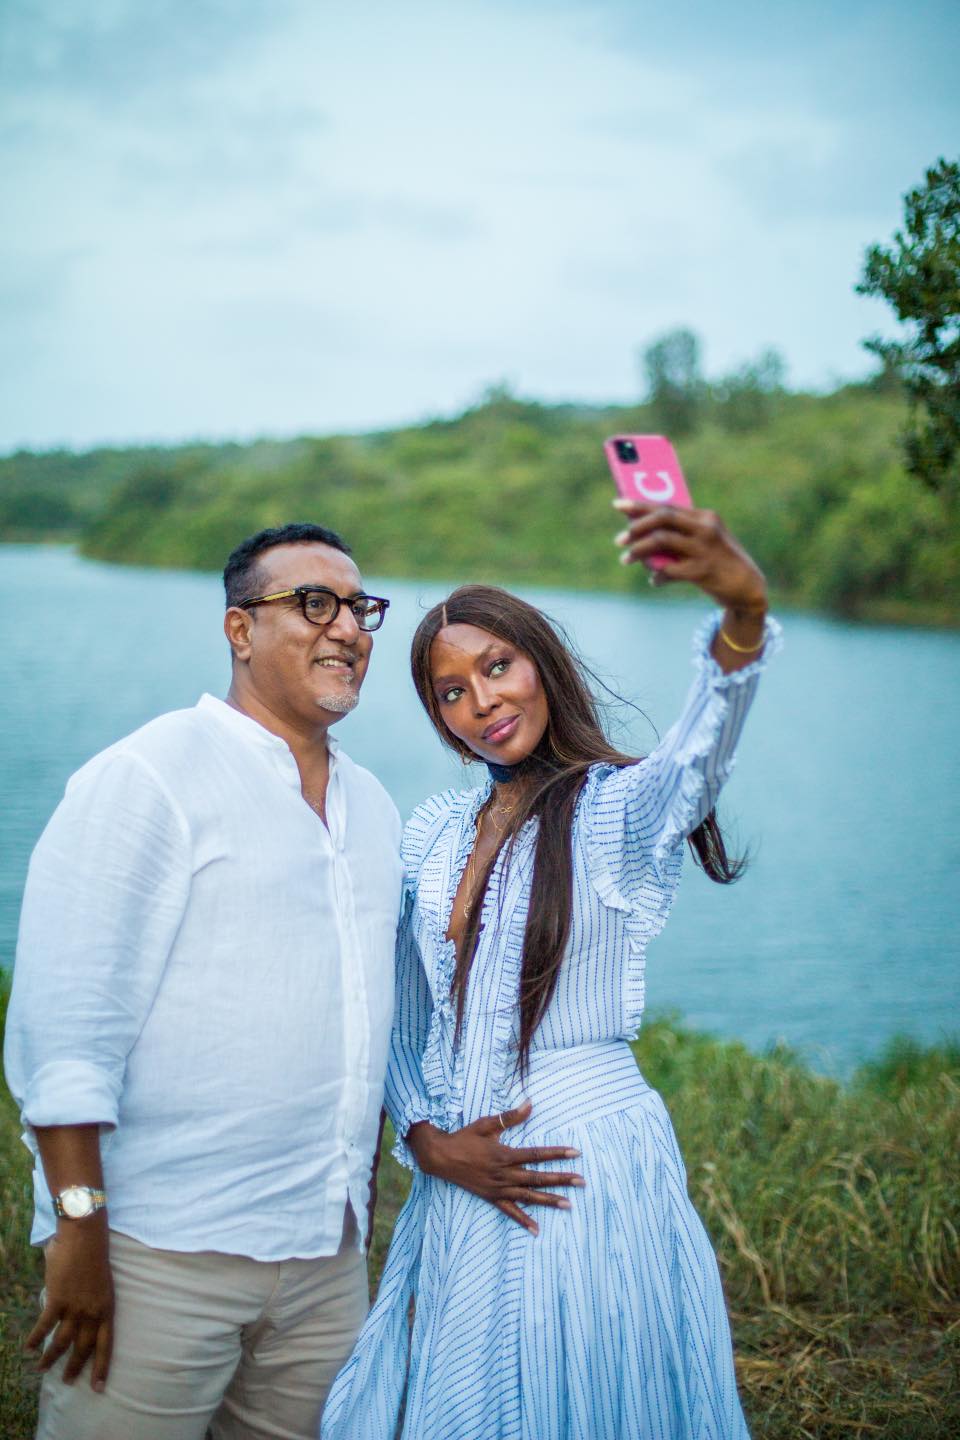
[240,589,299,608]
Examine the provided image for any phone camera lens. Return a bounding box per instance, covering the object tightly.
[615,439,638,463]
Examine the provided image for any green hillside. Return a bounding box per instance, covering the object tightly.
[2,383,958,625]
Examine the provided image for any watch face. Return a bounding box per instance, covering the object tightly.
[60,1186,94,1219]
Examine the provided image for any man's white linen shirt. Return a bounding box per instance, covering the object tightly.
[4,696,403,1258]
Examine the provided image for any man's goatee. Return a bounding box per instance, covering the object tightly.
[321,690,359,714]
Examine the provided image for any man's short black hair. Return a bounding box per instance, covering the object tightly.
[223,523,352,610]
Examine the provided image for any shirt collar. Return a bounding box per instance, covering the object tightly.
[196,695,340,768]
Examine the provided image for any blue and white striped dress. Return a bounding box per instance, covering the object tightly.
[322,612,782,1440]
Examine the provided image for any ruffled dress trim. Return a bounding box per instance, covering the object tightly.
[475,818,537,1115]
[391,781,493,1165]
[652,609,783,879]
[578,609,782,1037]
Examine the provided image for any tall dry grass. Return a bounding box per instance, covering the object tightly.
[2,987,957,1438]
[637,1018,960,1438]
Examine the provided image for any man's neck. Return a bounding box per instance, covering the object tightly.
[224,684,332,777]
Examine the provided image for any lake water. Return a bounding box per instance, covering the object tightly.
[2,543,958,1075]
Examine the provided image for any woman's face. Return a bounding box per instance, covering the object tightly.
[429,623,549,766]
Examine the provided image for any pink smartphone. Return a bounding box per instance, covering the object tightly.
[603,434,694,570]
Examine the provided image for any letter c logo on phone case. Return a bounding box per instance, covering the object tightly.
[633,470,676,502]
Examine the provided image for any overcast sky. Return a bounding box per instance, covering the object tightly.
[1,0,957,451]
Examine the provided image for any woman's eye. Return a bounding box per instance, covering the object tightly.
[440,687,463,704]
[490,659,510,676]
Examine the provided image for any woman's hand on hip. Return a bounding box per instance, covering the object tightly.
[406,1100,584,1236]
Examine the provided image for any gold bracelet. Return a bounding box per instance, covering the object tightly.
[718,625,765,655]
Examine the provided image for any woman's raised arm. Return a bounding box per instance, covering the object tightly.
[592,501,782,879]
[614,499,769,672]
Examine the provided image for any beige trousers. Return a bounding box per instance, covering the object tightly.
[36,1214,368,1440]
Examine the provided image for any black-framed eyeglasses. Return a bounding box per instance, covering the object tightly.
[239,585,390,632]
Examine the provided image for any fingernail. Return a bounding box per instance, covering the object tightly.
[571,1177,587,1186]
[565,1149,581,1157]
[619,552,632,566]
[612,498,633,510]
[614,530,630,546]
[558,1199,572,1210]
[93,1381,106,1394]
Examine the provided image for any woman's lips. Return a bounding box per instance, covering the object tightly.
[482,714,520,744]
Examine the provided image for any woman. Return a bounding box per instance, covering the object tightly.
[322,499,782,1439]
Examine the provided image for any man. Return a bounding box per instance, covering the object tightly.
[4,523,403,1439]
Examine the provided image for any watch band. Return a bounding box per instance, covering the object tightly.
[53,1185,108,1220]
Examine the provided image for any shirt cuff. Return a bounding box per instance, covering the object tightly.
[390,1095,447,1170]
[693,610,784,687]
[19,1059,121,1136]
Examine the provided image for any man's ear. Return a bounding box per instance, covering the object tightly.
[224,607,254,662]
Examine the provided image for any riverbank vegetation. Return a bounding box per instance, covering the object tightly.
[2,973,957,1439]
[1,375,958,627]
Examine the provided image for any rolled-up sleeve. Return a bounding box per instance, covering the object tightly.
[3,748,192,1138]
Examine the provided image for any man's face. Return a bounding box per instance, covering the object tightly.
[229,542,375,728]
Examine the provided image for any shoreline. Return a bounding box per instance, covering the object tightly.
[3,537,959,634]
[2,385,958,632]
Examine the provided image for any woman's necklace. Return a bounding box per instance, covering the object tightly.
[460,792,520,924]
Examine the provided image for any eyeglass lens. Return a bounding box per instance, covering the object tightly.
[302,590,386,631]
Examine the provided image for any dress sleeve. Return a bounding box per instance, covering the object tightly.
[3,749,192,1141]
[384,890,438,1170]
[590,610,783,884]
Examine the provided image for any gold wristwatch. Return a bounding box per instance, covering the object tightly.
[53,1185,108,1220]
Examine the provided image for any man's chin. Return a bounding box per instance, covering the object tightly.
[316,688,359,716]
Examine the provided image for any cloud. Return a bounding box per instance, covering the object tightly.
[293,191,480,242]
[715,138,927,226]
[106,99,330,206]
[1,0,956,448]
[0,0,297,106]
[199,295,354,357]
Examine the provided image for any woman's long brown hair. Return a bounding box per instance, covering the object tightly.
[410,585,745,1075]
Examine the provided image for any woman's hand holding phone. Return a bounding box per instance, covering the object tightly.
[604,435,693,569]
[613,499,767,613]
[614,499,769,672]
[605,434,769,671]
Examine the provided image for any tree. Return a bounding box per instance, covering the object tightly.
[713,348,787,432]
[857,157,960,496]
[641,328,703,436]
